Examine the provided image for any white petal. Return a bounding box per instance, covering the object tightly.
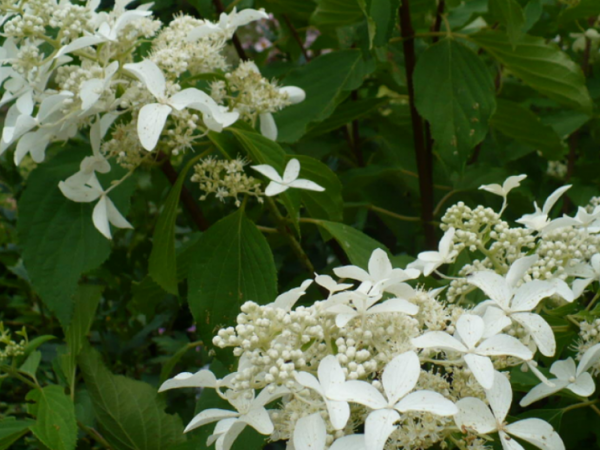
[124,60,166,99]
[542,185,571,214]
[382,351,420,404]
[364,409,399,450]
[184,409,238,433]
[479,183,504,196]
[288,179,326,192]
[55,35,105,58]
[576,343,600,376]
[325,399,350,431]
[58,180,102,203]
[476,334,533,360]
[293,414,326,450]
[368,249,392,280]
[499,430,526,450]
[259,112,277,141]
[159,369,217,392]
[283,158,301,184]
[506,418,565,450]
[568,372,595,397]
[111,9,152,39]
[482,306,512,338]
[503,174,527,192]
[411,332,467,353]
[464,353,495,390]
[368,298,418,315]
[253,385,289,408]
[137,103,172,151]
[329,435,366,450]
[486,371,512,423]
[511,313,555,357]
[506,255,538,290]
[318,355,345,393]
[251,164,282,182]
[295,371,324,397]
[212,420,246,450]
[93,196,112,239]
[265,181,289,196]
[519,379,568,407]
[79,78,103,112]
[239,407,273,435]
[106,197,133,229]
[280,86,306,104]
[169,88,215,111]
[230,8,269,28]
[333,265,370,282]
[186,22,222,41]
[510,281,555,312]
[328,380,387,409]
[395,390,458,416]
[456,314,485,349]
[454,397,497,434]
[467,271,512,310]
[549,358,576,380]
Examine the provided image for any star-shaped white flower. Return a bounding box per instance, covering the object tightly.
[124,60,239,150]
[407,227,457,276]
[468,256,558,357]
[516,185,572,232]
[520,343,600,406]
[455,371,565,450]
[294,355,350,430]
[333,248,419,292]
[251,158,324,197]
[479,174,527,213]
[411,314,532,389]
[328,351,457,450]
[259,86,305,141]
[186,8,269,41]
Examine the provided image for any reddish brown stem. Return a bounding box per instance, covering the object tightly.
[212,0,248,60]
[282,14,311,61]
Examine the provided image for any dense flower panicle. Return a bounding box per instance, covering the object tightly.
[160,176,600,450]
[0,0,306,239]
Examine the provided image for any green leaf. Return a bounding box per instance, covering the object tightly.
[27,385,77,450]
[19,335,55,364]
[188,209,277,343]
[19,351,41,377]
[310,0,363,28]
[471,30,593,113]
[148,156,200,294]
[78,346,186,450]
[0,417,34,450]
[559,0,600,23]
[488,0,525,47]
[414,39,496,164]
[315,220,389,268]
[518,409,564,429]
[18,150,134,326]
[522,0,542,33]
[274,50,368,143]
[260,0,316,19]
[490,99,566,159]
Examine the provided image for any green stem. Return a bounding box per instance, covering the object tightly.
[0,364,40,390]
[586,291,600,311]
[563,399,599,413]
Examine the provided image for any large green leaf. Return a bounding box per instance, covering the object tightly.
[0,417,34,450]
[274,50,369,143]
[294,156,344,222]
[488,0,525,47]
[310,0,363,28]
[414,39,496,164]
[78,347,186,450]
[471,31,593,113]
[490,99,566,160]
[188,209,277,343]
[258,0,316,19]
[558,0,600,23]
[27,385,77,450]
[18,150,134,326]
[315,220,389,268]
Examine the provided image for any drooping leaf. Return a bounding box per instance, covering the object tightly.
[490,99,566,160]
[471,30,593,113]
[187,209,277,343]
[27,385,77,450]
[488,0,525,47]
[0,417,34,450]
[274,50,369,143]
[414,38,496,165]
[78,346,186,450]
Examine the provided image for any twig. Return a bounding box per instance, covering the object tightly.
[399,0,436,249]
[257,225,278,234]
[212,0,248,60]
[431,0,445,43]
[351,90,364,166]
[282,14,310,61]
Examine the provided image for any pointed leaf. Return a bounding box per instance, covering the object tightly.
[27,386,77,450]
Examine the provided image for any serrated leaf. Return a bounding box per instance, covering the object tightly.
[188,209,277,343]
[471,30,593,113]
[0,417,34,450]
[18,150,134,326]
[315,220,389,268]
[489,0,525,47]
[27,385,77,450]
[491,99,566,159]
[78,346,186,450]
[274,50,369,143]
[414,39,496,165]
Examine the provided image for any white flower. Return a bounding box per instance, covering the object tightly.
[411,314,532,389]
[268,279,312,311]
[59,173,132,239]
[251,158,325,196]
[292,415,366,450]
[407,227,457,276]
[186,8,269,41]
[569,254,600,298]
[294,355,350,430]
[455,371,565,450]
[468,256,558,356]
[79,61,119,115]
[333,248,419,292]
[516,185,572,232]
[479,174,527,213]
[259,86,305,141]
[159,368,234,392]
[520,343,600,406]
[543,205,600,234]
[314,274,352,296]
[124,59,239,150]
[328,351,457,450]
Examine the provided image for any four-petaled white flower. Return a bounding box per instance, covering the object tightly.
[334,248,419,292]
[455,371,565,450]
[186,8,269,41]
[520,343,600,406]
[468,256,558,356]
[328,351,457,450]
[479,174,527,213]
[408,227,457,276]
[124,59,239,150]
[411,314,532,389]
[516,185,572,232]
[294,355,350,430]
[251,158,325,196]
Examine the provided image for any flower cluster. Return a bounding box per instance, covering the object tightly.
[0,322,27,361]
[0,0,305,238]
[161,176,600,450]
